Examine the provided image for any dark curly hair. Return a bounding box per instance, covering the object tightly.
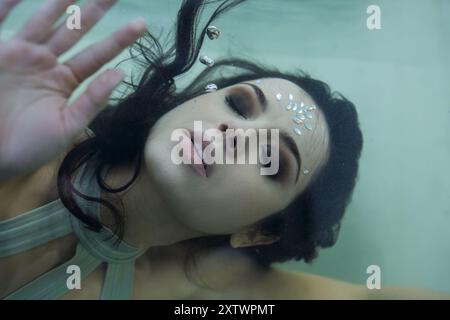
[57,0,363,276]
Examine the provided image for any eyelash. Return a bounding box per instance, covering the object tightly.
[225,95,247,119]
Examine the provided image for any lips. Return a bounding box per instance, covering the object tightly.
[182,129,212,178]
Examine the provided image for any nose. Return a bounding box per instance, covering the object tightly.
[218,123,229,133]
[218,122,237,152]
[217,122,256,163]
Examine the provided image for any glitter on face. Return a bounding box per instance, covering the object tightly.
[274,91,317,175]
[293,127,302,136]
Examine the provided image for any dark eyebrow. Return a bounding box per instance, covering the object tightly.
[242,82,268,111]
[280,131,302,184]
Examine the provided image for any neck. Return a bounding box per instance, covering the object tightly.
[99,160,205,251]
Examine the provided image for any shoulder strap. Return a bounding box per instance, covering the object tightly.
[100,261,136,300]
[2,158,144,300]
[0,155,100,258]
[4,243,102,300]
[0,200,72,258]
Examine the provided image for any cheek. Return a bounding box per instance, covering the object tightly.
[185,170,281,233]
[144,131,173,179]
[142,125,192,211]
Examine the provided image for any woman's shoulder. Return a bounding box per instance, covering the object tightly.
[0,132,89,222]
[0,163,55,222]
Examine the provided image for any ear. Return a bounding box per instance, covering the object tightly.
[230,225,280,249]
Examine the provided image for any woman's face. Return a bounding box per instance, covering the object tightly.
[144,78,330,235]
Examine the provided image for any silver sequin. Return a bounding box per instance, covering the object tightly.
[199,55,215,67]
[304,122,313,131]
[206,26,220,40]
[205,83,218,92]
[293,117,303,124]
[272,92,317,176]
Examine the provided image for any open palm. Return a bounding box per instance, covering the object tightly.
[0,0,146,181]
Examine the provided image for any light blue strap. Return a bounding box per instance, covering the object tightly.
[2,159,142,300]
[0,200,73,258]
[4,243,102,300]
[100,262,135,300]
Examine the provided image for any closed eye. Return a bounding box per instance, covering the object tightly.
[225,95,247,119]
[224,86,258,119]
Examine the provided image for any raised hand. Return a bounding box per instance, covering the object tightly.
[0,0,146,182]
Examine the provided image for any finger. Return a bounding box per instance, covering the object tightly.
[0,0,21,25]
[47,0,118,56]
[63,68,124,139]
[15,0,76,42]
[64,18,146,82]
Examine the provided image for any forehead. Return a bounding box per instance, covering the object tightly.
[246,77,330,192]
[257,78,315,106]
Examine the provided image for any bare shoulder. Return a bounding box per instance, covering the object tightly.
[255,268,366,299]
[0,160,59,222]
[0,131,87,222]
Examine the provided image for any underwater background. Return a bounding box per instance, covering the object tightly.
[3,0,449,292]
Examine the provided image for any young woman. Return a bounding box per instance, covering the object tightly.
[0,0,447,299]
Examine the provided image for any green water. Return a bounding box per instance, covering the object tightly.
[3,0,449,293]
